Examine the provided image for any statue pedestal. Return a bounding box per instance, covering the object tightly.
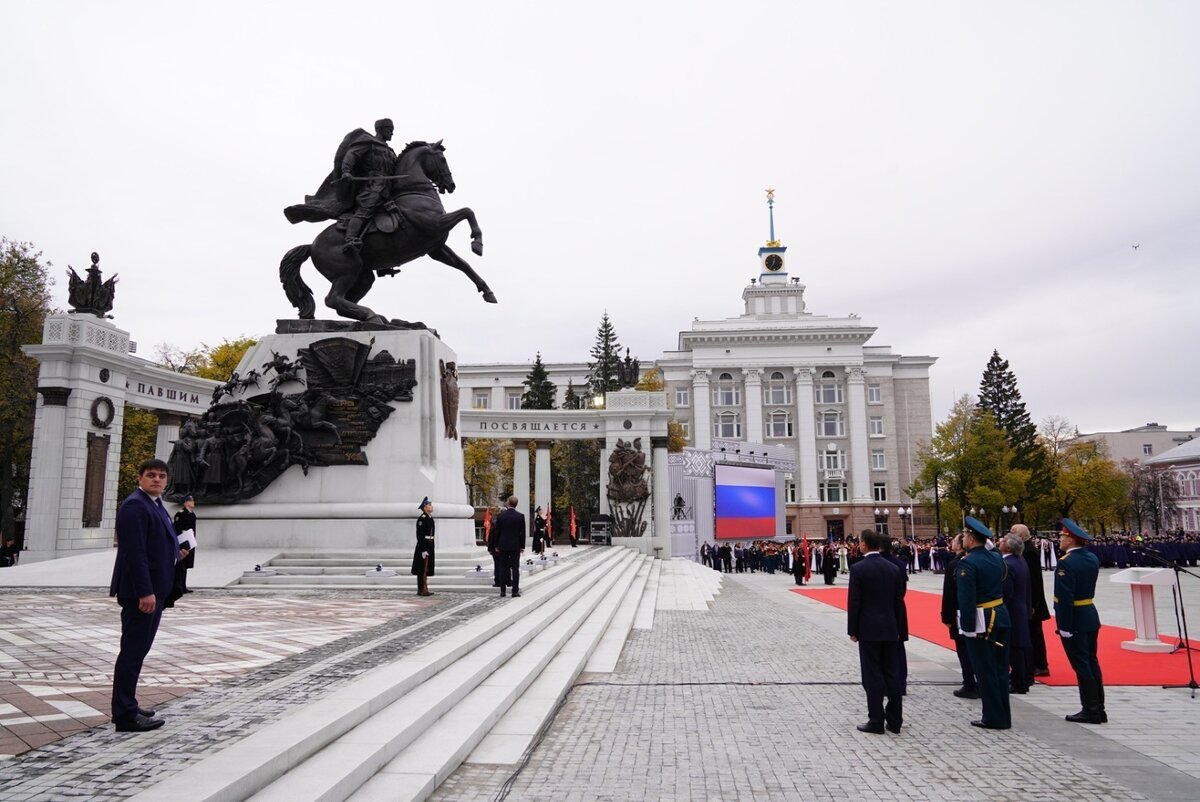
[195,328,474,553]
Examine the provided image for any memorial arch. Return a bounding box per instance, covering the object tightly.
[21,313,214,561]
[459,389,675,557]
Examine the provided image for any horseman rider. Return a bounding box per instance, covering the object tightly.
[283,118,402,253]
[341,118,400,252]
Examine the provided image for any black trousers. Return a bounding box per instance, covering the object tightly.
[953,632,977,689]
[1030,616,1049,670]
[496,551,521,593]
[491,551,502,586]
[858,640,903,728]
[112,598,163,722]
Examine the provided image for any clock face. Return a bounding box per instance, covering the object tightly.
[764,254,783,272]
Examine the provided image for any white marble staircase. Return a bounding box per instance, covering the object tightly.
[132,553,718,802]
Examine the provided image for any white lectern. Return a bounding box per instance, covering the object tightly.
[1110,567,1176,653]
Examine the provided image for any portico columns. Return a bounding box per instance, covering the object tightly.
[598,445,610,516]
[793,368,818,503]
[534,441,552,520]
[155,412,185,463]
[25,387,71,557]
[691,369,712,450]
[512,439,531,520]
[744,369,763,444]
[651,436,672,558]
[847,367,871,502]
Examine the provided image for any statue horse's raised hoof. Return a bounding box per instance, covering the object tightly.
[471,240,483,256]
[483,291,497,303]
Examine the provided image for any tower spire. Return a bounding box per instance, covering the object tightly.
[765,187,781,247]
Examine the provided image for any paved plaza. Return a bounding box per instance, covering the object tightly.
[1,551,1199,800]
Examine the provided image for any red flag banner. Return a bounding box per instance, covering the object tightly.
[483,508,493,543]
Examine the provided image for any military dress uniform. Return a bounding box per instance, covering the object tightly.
[956,517,1011,729]
[411,497,436,596]
[1054,518,1106,724]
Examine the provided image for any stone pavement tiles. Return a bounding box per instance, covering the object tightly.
[0,587,504,799]
[433,570,1200,802]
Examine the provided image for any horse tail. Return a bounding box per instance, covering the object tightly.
[279,245,316,319]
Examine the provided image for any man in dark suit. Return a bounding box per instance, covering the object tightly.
[999,533,1032,694]
[1055,518,1106,724]
[490,495,526,598]
[1011,524,1052,677]
[876,534,910,695]
[110,458,187,733]
[941,534,978,699]
[847,529,906,734]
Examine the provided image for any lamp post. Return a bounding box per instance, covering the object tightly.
[1000,504,1018,533]
[969,507,986,531]
[897,506,912,541]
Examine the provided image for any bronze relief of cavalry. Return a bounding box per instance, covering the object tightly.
[280,118,496,329]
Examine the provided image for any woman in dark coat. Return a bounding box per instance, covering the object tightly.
[411,497,436,596]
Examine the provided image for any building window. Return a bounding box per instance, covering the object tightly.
[712,372,741,407]
[819,409,845,437]
[766,371,792,404]
[472,391,490,410]
[820,449,846,471]
[766,410,793,438]
[1143,443,1153,456]
[816,371,844,404]
[869,416,884,436]
[867,383,882,404]
[876,521,890,536]
[873,483,888,502]
[507,391,523,410]
[675,388,690,407]
[785,480,797,503]
[679,421,690,439]
[714,412,741,439]
[871,449,887,470]
[819,481,847,503]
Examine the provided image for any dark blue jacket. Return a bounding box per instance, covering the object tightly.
[847,553,906,642]
[109,489,178,601]
[1002,553,1032,648]
[490,507,527,553]
[1053,547,1101,633]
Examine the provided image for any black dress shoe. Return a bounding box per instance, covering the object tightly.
[500,588,506,597]
[1033,667,1050,677]
[138,707,156,718]
[970,719,1009,730]
[115,714,164,733]
[953,687,980,699]
[511,592,521,598]
[856,723,885,734]
[886,723,902,734]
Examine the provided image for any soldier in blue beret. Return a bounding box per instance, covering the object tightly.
[1054,518,1106,724]
[956,516,1012,729]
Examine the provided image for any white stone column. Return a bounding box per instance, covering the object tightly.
[651,438,672,558]
[155,412,184,463]
[847,367,871,502]
[534,441,552,518]
[744,369,764,444]
[691,369,712,450]
[597,445,610,515]
[512,439,531,523]
[25,387,71,558]
[794,368,819,503]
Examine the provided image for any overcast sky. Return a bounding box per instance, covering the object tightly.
[3,1,1197,435]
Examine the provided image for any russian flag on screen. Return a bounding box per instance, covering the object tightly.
[714,465,776,539]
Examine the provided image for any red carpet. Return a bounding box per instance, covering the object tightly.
[791,586,1196,686]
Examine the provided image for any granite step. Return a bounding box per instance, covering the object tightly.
[584,554,653,673]
[129,548,626,802]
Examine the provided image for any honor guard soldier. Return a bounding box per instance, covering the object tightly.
[1055,518,1107,724]
[412,497,436,596]
[956,516,1012,729]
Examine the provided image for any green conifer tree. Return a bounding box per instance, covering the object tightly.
[520,352,557,409]
[587,312,623,399]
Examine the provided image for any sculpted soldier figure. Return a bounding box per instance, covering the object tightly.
[284,118,404,253]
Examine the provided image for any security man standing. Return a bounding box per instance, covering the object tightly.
[956,516,1011,729]
[1055,518,1107,724]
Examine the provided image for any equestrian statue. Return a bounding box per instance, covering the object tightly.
[281,118,496,327]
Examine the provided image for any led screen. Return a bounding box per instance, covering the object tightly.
[714,463,776,540]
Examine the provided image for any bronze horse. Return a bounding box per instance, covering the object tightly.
[280,141,496,326]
